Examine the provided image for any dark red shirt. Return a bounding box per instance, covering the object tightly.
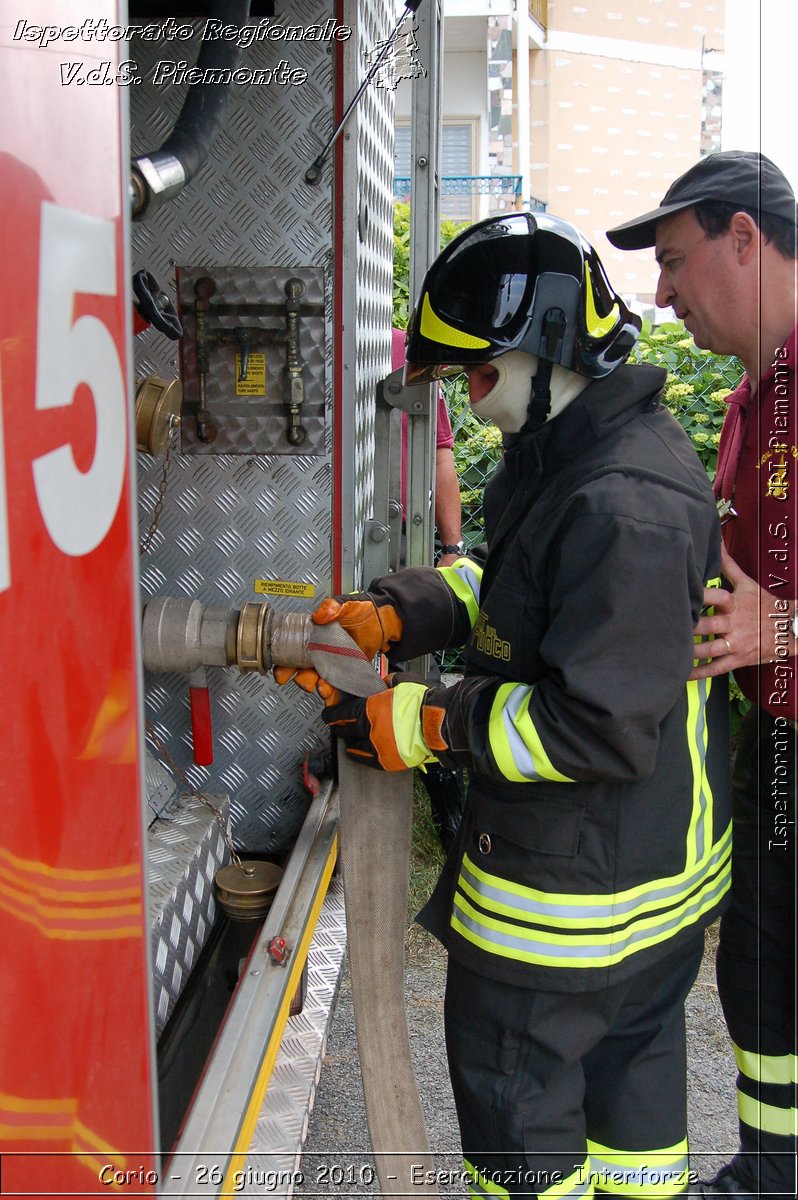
[715,321,798,719]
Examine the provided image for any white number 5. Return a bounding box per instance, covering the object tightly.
[32,202,127,557]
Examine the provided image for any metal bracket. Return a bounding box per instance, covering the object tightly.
[380,365,430,416]
[361,372,407,585]
[191,275,309,447]
[381,368,434,572]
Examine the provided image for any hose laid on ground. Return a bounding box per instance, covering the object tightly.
[141,596,439,1190]
[305,630,438,1196]
[338,755,437,1196]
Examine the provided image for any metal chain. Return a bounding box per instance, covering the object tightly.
[145,719,242,868]
[139,414,180,555]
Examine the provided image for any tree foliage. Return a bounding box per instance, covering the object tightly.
[393,201,470,330]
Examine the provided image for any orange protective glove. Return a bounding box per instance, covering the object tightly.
[273,592,404,701]
[322,673,447,771]
[311,594,403,659]
[273,665,341,706]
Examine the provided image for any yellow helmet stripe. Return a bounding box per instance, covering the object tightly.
[419,293,491,350]
[584,263,620,338]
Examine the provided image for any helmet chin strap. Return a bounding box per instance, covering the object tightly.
[524,358,554,433]
[470,351,589,434]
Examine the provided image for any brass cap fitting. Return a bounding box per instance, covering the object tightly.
[135,375,182,454]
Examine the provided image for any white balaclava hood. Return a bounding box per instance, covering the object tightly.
[470,350,589,433]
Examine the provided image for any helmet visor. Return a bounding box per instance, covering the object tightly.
[402,359,467,386]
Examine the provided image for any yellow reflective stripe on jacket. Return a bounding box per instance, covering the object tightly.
[488,670,713,800]
[733,1044,798,1087]
[692,576,721,668]
[684,676,712,867]
[438,557,482,628]
[586,1140,690,1199]
[737,1091,798,1139]
[488,682,574,783]
[450,825,731,968]
[458,822,731,929]
[391,682,438,768]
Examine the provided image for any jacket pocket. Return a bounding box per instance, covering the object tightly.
[469,786,586,860]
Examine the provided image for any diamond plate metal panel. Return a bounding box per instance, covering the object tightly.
[148,794,231,1037]
[130,2,340,849]
[238,876,346,1196]
[145,748,179,819]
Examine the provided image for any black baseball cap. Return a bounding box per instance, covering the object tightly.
[606,150,797,250]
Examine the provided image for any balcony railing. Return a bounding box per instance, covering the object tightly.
[394,176,546,212]
[529,0,548,29]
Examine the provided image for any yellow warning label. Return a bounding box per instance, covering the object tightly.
[254,579,316,599]
[235,353,266,396]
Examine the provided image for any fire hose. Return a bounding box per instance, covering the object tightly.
[142,598,438,1196]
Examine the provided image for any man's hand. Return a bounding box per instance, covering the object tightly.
[690,546,795,679]
[322,674,449,771]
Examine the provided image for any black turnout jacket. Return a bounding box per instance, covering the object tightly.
[371,363,732,991]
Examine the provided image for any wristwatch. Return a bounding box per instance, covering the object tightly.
[439,541,465,556]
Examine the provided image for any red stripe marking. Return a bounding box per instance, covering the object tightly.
[306,641,371,661]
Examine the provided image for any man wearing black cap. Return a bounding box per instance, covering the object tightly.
[608,151,797,1200]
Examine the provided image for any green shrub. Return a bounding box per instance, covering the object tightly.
[393,202,411,330]
[393,201,469,331]
[629,321,741,481]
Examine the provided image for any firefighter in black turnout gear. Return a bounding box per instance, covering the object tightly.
[291,213,732,1198]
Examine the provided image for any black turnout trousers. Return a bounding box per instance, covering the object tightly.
[715,708,797,1196]
[444,934,705,1199]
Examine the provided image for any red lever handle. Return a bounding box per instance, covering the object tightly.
[189,673,213,766]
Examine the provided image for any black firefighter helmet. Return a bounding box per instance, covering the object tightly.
[404,211,641,386]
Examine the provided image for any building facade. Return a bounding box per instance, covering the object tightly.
[395,0,725,305]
